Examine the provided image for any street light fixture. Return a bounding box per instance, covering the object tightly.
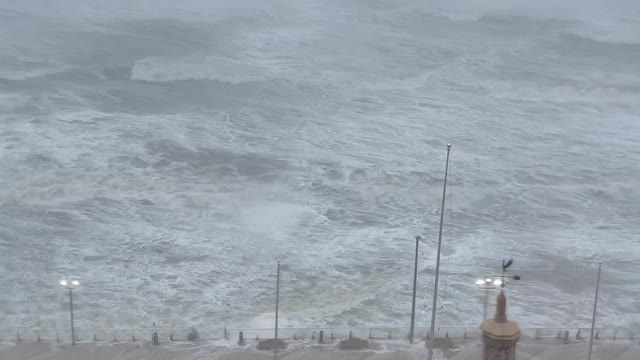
[474,276,517,321]
[60,280,79,288]
[60,279,80,345]
[475,278,501,321]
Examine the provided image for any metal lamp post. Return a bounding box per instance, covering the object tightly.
[274,261,281,360]
[409,235,422,344]
[587,262,603,360]
[426,144,451,360]
[60,280,80,345]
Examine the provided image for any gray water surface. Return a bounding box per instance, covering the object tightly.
[0,0,639,331]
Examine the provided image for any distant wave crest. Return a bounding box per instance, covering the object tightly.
[0,66,69,81]
[130,56,280,83]
[484,80,640,104]
[564,28,640,46]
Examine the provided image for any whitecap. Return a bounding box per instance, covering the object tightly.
[0,66,69,81]
[131,56,281,83]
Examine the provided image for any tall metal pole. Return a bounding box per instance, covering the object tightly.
[587,262,602,360]
[69,288,75,345]
[482,288,489,321]
[409,235,420,344]
[274,260,280,360]
[427,144,451,360]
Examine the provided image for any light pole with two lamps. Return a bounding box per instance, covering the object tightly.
[60,280,80,345]
[475,277,503,321]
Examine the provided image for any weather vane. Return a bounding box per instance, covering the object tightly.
[500,259,521,288]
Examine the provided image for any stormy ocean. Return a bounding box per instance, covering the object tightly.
[1,0,639,331]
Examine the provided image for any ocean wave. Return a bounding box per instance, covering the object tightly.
[478,80,640,105]
[0,0,286,22]
[565,20,640,45]
[130,56,281,83]
[564,30,640,46]
[429,10,484,22]
[0,66,70,81]
[0,94,31,111]
[1,65,135,85]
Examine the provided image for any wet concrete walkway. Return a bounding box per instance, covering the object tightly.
[2,340,639,360]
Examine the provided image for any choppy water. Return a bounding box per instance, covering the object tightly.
[1,0,639,331]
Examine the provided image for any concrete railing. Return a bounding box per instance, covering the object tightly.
[2,326,639,345]
[0,328,191,344]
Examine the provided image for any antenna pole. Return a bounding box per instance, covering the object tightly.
[427,144,451,360]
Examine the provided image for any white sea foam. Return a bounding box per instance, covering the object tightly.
[131,56,282,84]
[0,66,69,81]
[567,20,640,45]
[484,82,640,105]
[0,94,30,111]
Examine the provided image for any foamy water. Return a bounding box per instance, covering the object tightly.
[0,0,639,332]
